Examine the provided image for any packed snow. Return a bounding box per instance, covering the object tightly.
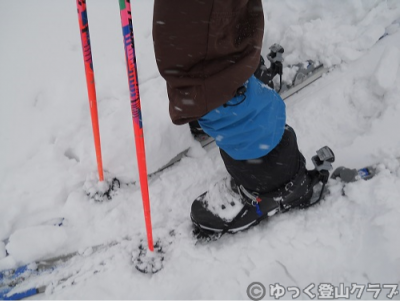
[1,0,400,299]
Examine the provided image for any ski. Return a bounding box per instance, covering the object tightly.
[0,286,46,301]
[192,149,400,242]
[0,250,82,299]
[0,227,178,299]
[279,61,328,100]
[0,240,127,300]
[1,158,397,299]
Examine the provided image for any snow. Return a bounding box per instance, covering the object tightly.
[1,0,400,299]
[6,226,68,265]
[201,177,243,222]
[0,242,5,259]
[371,46,400,96]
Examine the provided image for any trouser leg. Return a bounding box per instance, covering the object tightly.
[219,125,302,194]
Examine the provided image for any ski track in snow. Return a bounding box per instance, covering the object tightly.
[1,0,400,299]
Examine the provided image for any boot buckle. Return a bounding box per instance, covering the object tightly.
[285,181,294,191]
[239,185,261,207]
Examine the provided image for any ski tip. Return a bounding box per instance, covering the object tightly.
[0,287,38,301]
[132,241,164,274]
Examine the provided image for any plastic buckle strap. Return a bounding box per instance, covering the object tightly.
[239,185,261,207]
[285,181,294,191]
[238,185,263,217]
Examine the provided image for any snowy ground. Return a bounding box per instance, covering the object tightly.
[1,0,400,299]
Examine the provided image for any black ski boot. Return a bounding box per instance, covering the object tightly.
[191,160,314,235]
[191,147,334,239]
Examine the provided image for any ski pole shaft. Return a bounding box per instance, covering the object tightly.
[76,0,104,182]
[118,0,154,252]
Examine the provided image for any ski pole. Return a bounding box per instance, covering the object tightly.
[76,0,104,182]
[118,0,154,252]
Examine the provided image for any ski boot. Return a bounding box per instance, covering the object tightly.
[191,146,335,240]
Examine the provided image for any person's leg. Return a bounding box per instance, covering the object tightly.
[189,120,205,136]
[219,125,301,194]
[191,78,314,233]
[190,125,314,234]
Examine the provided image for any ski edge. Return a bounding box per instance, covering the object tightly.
[280,65,329,100]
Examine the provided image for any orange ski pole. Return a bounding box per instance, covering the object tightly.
[76,0,104,182]
[118,0,154,251]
